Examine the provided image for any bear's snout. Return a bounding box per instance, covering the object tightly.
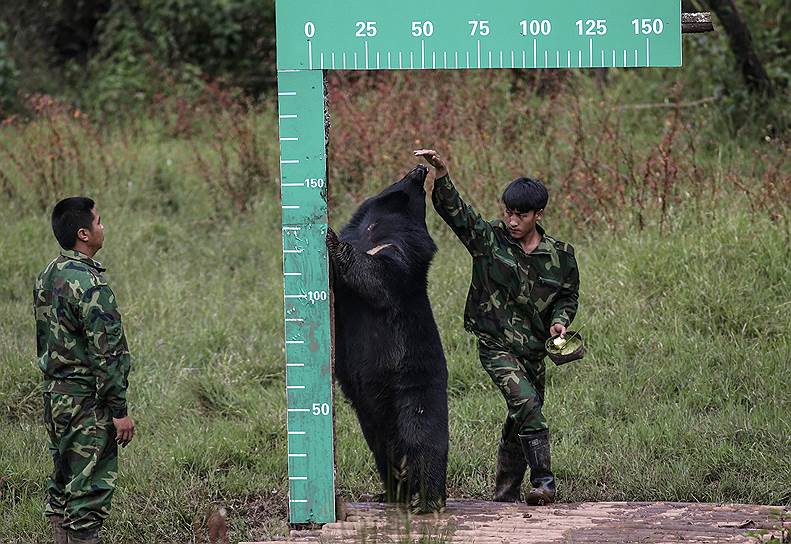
[410,164,429,182]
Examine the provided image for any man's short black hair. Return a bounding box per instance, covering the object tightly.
[501,177,549,213]
[51,197,95,250]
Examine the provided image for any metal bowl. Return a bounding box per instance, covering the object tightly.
[545,332,586,365]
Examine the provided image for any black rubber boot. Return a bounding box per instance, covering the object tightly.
[519,430,556,505]
[49,515,67,544]
[492,437,527,502]
[67,527,101,544]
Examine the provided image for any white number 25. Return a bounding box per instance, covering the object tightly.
[355,21,377,37]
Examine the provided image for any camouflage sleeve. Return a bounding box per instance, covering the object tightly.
[550,253,580,328]
[431,174,495,257]
[34,288,46,359]
[80,285,131,418]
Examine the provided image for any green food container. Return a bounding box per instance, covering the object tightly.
[545,332,585,365]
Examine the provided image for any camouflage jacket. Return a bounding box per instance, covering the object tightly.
[432,175,579,360]
[34,250,131,418]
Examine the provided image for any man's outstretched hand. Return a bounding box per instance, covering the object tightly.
[414,149,448,179]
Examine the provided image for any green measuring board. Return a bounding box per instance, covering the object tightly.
[277,0,681,71]
[276,0,682,525]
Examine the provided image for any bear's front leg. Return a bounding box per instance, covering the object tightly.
[326,227,402,308]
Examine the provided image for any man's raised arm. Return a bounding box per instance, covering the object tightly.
[414,149,495,257]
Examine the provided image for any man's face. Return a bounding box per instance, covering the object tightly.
[504,208,543,241]
[77,208,105,252]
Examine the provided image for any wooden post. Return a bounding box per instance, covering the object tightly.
[682,12,714,33]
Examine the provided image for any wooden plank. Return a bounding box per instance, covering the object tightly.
[682,12,715,33]
[242,500,789,543]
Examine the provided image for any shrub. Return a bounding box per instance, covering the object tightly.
[0,24,18,114]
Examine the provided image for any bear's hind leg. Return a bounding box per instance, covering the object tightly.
[357,404,407,504]
[354,403,394,499]
[395,389,448,513]
[406,442,448,513]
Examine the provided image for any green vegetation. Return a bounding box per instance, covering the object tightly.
[1,0,277,112]
[0,64,788,543]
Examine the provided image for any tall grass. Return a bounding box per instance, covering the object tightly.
[0,70,789,543]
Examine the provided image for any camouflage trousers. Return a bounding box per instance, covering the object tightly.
[43,392,118,531]
[478,337,548,444]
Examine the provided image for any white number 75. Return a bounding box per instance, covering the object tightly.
[468,20,490,36]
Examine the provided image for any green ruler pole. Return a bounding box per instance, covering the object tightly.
[277,69,335,524]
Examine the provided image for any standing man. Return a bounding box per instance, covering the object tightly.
[34,197,134,544]
[415,150,579,505]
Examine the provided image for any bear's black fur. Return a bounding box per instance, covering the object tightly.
[327,164,448,513]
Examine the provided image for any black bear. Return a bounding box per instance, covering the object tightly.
[326,164,448,513]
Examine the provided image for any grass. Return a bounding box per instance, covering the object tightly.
[0,70,789,543]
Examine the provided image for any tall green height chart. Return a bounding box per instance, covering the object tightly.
[275,0,682,524]
[277,68,334,525]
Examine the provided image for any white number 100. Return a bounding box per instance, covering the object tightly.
[308,291,328,303]
[520,19,551,36]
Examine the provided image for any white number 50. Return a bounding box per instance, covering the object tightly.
[411,21,434,37]
[312,403,330,416]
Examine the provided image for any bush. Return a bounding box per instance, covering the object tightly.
[0,24,18,114]
[0,95,112,209]
[325,71,790,234]
[73,0,276,111]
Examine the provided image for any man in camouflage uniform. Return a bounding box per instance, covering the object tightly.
[415,150,579,505]
[34,197,134,544]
